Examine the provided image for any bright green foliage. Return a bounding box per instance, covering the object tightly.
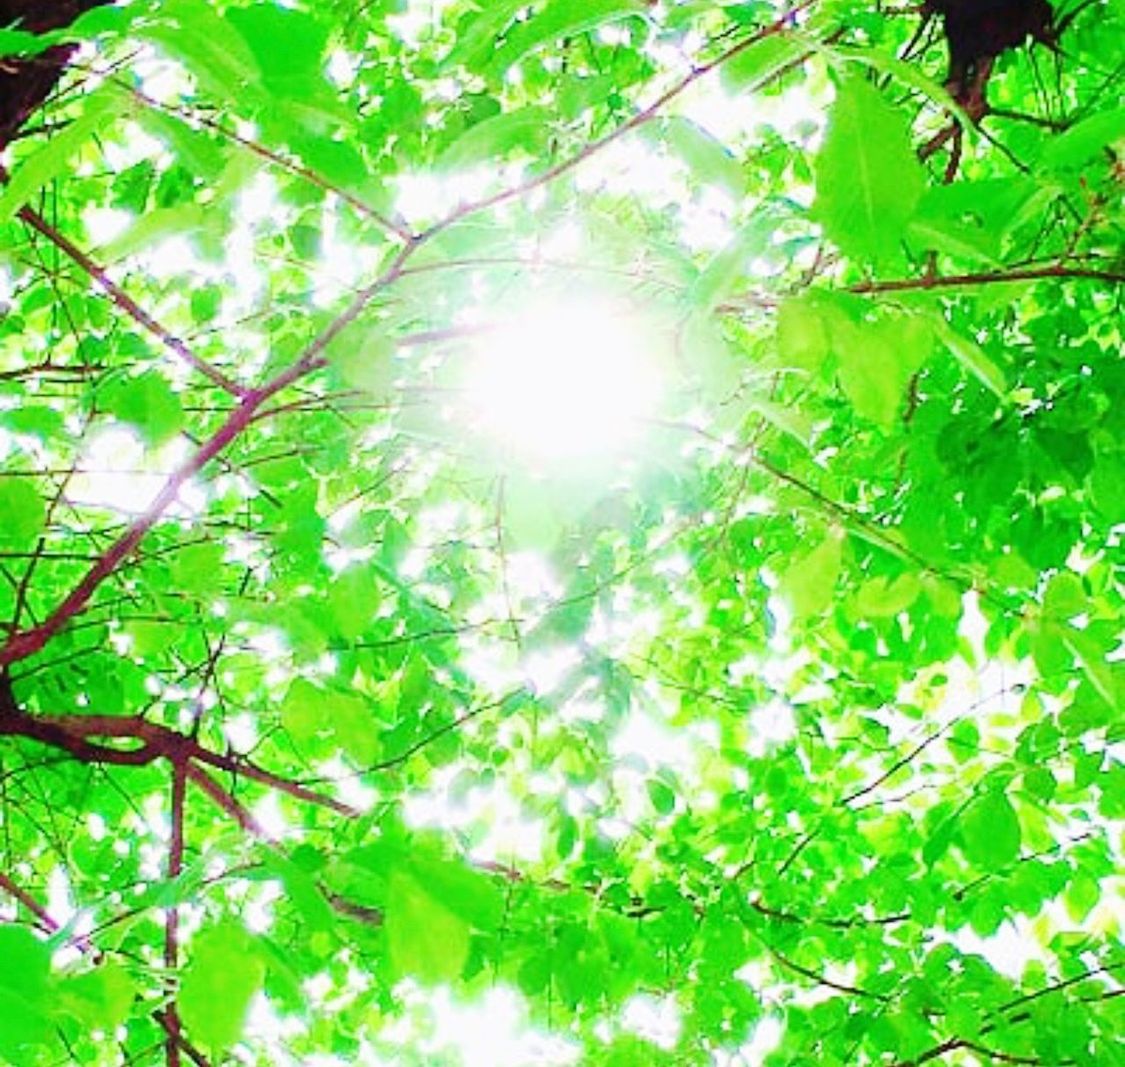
[813,75,925,267]
[0,0,1122,1065]
[178,924,266,1053]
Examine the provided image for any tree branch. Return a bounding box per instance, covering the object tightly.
[846,264,1125,294]
[16,205,250,398]
[0,692,354,816]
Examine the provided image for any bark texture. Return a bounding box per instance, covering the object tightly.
[0,0,110,149]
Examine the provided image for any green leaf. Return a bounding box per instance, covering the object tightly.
[169,542,226,594]
[647,778,677,815]
[327,566,380,641]
[0,91,116,224]
[100,203,213,262]
[100,371,184,447]
[0,480,45,548]
[961,790,1021,870]
[439,106,553,170]
[0,925,50,998]
[408,852,505,932]
[832,312,930,429]
[1061,629,1117,709]
[225,5,330,99]
[813,76,925,267]
[385,871,470,982]
[855,573,921,617]
[1063,873,1099,922]
[829,43,976,132]
[1042,572,1087,619]
[280,678,328,746]
[0,926,52,1063]
[720,33,806,93]
[931,317,1007,398]
[1040,107,1125,171]
[0,27,55,57]
[776,293,833,373]
[330,689,380,765]
[489,0,648,73]
[690,210,778,310]
[55,963,136,1031]
[179,924,265,1053]
[661,117,745,196]
[141,0,262,106]
[778,531,843,619]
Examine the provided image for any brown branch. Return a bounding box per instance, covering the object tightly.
[191,747,358,817]
[116,82,414,243]
[840,727,946,806]
[0,697,354,816]
[0,869,56,931]
[748,897,911,930]
[769,948,890,1001]
[0,1,112,150]
[886,961,1125,1066]
[183,762,267,838]
[847,264,1125,294]
[0,234,418,668]
[16,205,249,398]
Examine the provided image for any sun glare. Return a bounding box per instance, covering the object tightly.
[461,297,665,465]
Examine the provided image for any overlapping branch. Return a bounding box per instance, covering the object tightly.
[0,681,355,817]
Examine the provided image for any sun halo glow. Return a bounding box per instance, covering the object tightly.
[461,298,665,466]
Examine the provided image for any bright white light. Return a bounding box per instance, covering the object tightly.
[621,994,682,1050]
[462,298,665,464]
[70,427,203,515]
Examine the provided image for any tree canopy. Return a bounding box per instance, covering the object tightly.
[0,1,1122,1064]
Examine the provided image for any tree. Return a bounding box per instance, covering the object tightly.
[0,0,1121,1063]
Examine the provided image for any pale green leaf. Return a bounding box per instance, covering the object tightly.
[100,371,184,447]
[813,76,925,267]
[0,91,116,224]
[55,963,136,1032]
[931,317,1007,398]
[439,107,553,170]
[385,872,470,983]
[179,924,264,1053]
[0,480,45,548]
[490,0,649,74]
[779,531,843,619]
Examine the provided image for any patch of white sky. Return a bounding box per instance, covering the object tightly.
[244,981,581,1067]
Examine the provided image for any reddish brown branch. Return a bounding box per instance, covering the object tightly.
[0,235,417,668]
[117,84,414,243]
[0,697,354,816]
[183,762,267,837]
[0,1,112,150]
[16,205,249,397]
[847,264,1125,293]
[0,869,56,931]
[770,948,890,1001]
[431,0,821,229]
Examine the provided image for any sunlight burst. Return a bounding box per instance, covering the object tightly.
[462,297,665,464]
